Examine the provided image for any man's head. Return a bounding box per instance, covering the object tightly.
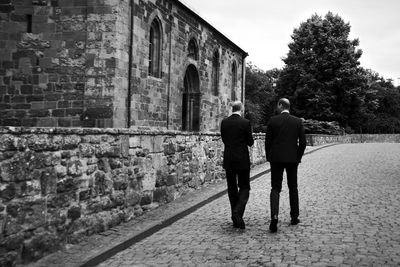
[277,98,290,113]
[231,101,243,113]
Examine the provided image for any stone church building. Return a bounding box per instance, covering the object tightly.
[0,0,248,132]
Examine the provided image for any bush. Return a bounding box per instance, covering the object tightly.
[303,119,345,135]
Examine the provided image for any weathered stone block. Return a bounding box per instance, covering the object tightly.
[188,176,202,189]
[153,187,167,203]
[112,173,128,191]
[40,167,57,195]
[0,232,24,253]
[62,135,81,149]
[177,143,186,152]
[0,154,31,182]
[57,177,78,193]
[110,191,125,207]
[6,199,47,231]
[79,143,95,157]
[53,165,66,178]
[26,135,63,151]
[97,158,111,173]
[46,190,73,207]
[95,143,120,158]
[0,134,17,151]
[67,160,83,177]
[126,189,140,207]
[139,135,152,151]
[137,168,155,192]
[166,173,177,186]
[0,252,18,267]
[141,202,159,211]
[129,136,140,148]
[109,158,123,169]
[119,135,129,158]
[67,206,81,221]
[0,4,14,13]
[163,141,175,155]
[151,153,166,169]
[86,164,97,175]
[21,232,61,263]
[93,170,112,195]
[139,191,152,205]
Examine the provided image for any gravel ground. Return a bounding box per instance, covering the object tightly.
[97,143,400,267]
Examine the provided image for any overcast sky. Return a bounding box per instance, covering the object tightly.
[181,0,400,85]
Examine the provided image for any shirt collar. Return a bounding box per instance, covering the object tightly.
[281,110,290,114]
[232,111,241,116]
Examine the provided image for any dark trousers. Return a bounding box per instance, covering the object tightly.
[270,162,299,220]
[225,169,250,218]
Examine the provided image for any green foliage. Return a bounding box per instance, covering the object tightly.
[273,12,400,133]
[277,12,365,124]
[244,63,278,132]
[303,119,345,135]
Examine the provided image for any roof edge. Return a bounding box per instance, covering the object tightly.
[172,0,249,57]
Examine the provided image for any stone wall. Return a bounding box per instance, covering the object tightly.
[307,134,400,146]
[0,0,247,131]
[129,0,246,131]
[0,0,128,128]
[0,127,264,265]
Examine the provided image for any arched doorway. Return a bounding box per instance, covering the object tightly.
[182,65,200,131]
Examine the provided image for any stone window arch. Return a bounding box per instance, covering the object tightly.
[211,50,219,96]
[182,64,200,131]
[149,17,162,78]
[188,38,198,60]
[231,61,237,100]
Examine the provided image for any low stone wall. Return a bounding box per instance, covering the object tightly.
[307,134,400,146]
[0,127,266,265]
[2,127,399,265]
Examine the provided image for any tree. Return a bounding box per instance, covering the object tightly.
[244,63,278,132]
[276,12,365,128]
[353,68,400,133]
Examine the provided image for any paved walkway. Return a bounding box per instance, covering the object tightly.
[29,143,400,266]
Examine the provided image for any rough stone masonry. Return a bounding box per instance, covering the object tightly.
[0,0,247,130]
[0,127,266,265]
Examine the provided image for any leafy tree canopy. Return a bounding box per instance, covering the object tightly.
[244,63,278,132]
[244,12,400,133]
[277,12,365,126]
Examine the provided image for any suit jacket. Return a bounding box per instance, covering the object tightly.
[221,114,254,170]
[265,112,306,163]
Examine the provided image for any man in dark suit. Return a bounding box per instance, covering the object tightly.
[265,98,306,233]
[221,101,254,229]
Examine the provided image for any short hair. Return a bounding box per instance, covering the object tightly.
[231,101,243,112]
[278,98,290,110]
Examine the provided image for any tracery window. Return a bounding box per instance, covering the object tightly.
[149,18,162,78]
[182,65,200,131]
[211,50,219,96]
[231,61,237,100]
[188,38,198,60]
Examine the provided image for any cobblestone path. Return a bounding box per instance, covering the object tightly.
[98,143,400,266]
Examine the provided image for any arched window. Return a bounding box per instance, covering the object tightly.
[231,61,237,100]
[188,38,198,60]
[211,50,219,96]
[182,65,200,131]
[149,18,162,78]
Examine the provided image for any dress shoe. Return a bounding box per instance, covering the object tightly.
[237,217,245,229]
[269,219,278,233]
[290,218,300,225]
[232,215,245,229]
[232,216,238,227]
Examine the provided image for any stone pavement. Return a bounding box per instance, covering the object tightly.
[28,143,400,266]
